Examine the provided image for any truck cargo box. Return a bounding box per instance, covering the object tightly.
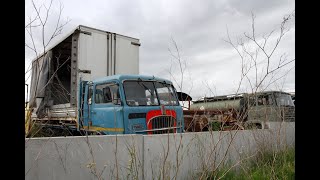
[29,25,140,121]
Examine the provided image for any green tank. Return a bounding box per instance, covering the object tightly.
[190,95,244,111]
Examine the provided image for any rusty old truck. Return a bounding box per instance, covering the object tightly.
[183,91,295,131]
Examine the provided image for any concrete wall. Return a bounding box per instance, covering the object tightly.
[25,122,295,180]
[25,135,143,180]
[143,122,295,180]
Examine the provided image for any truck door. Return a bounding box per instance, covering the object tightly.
[82,83,92,131]
[247,94,277,128]
[78,80,88,130]
[90,82,124,134]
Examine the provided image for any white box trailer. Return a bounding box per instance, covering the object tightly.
[29,25,140,123]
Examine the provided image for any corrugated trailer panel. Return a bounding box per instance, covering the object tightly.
[77,26,139,81]
[78,29,109,81]
[115,35,139,75]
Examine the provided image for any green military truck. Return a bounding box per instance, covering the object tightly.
[183,91,295,131]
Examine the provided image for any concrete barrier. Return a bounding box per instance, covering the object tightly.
[25,135,143,180]
[25,122,295,180]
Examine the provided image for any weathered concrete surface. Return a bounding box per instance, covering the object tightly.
[25,135,143,180]
[25,122,294,180]
[142,122,295,180]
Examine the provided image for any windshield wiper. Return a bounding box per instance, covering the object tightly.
[137,80,152,95]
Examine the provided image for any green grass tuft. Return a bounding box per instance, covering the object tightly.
[205,147,295,180]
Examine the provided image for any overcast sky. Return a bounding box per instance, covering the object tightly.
[25,0,295,100]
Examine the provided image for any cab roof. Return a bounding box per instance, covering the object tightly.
[92,74,173,85]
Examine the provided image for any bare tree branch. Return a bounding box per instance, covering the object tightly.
[25,16,40,28]
[26,0,70,107]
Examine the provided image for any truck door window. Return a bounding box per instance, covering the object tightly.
[256,95,273,106]
[248,96,256,106]
[95,83,120,104]
[88,86,93,104]
[257,96,267,105]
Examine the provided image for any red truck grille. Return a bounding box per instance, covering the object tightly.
[150,116,176,134]
[146,110,177,134]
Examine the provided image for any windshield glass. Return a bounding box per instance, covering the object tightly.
[154,82,179,106]
[123,80,179,106]
[275,93,294,106]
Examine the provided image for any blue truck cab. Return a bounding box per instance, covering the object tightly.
[79,74,184,135]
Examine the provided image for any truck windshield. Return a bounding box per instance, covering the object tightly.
[123,80,179,106]
[274,93,294,106]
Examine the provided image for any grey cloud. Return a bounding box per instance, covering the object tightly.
[25,0,295,99]
[227,0,291,15]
